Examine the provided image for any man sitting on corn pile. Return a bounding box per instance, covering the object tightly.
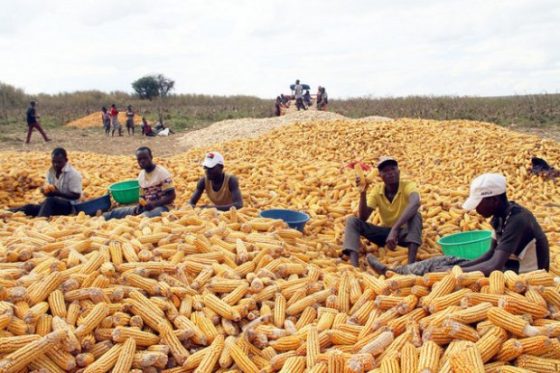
[342,156,422,267]
[9,148,82,217]
[367,173,550,276]
[104,147,176,220]
[189,151,243,211]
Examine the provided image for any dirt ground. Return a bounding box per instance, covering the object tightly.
[1,115,558,157]
[0,126,191,157]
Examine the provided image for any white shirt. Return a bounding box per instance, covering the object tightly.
[294,84,303,99]
[46,163,82,203]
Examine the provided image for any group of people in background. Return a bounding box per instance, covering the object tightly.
[101,104,135,137]
[275,80,329,116]
[101,105,174,137]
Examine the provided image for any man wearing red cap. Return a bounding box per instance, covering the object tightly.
[366,173,549,276]
[342,156,423,267]
[189,151,243,211]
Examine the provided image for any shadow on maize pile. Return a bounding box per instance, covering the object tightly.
[0,118,559,371]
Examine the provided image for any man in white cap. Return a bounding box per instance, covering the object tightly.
[342,156,422,267]
[189,151,243,211]
[366,173,549,275]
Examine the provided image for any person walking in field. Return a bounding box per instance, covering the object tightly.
[366,173,550,276]
[189,151,243,211]
[25,101,51,144]
[125,105,135,136]
[110,104,122,137]
[101,106,111,136]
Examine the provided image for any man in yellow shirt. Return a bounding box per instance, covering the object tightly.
[342,156,422,267]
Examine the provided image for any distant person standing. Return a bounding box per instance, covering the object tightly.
[316,86,322,107]
[110,104,122,137]
[25,101,51,144]
[101,107,111,136]
[303,90,312,107]
[294,80,306,111]
[274,96,284,116]
[317,86,328,111]
[125,105,135,136]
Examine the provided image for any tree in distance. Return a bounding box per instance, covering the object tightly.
[132,74,175,101]
[132,74,175,124]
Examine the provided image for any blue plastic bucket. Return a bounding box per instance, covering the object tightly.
[259,209,310,232]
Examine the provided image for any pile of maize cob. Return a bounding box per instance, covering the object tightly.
[66,113,143,129]
[0,117,560,371]
[1,207,560,372]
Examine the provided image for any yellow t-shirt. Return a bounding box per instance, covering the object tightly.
[366,180,419,227]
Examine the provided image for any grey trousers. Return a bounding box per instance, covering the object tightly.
[342,213,423,256]
[103,206,169,220]
[392,255,467,275]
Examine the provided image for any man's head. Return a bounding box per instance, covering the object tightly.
[111,104,116,108]
[202,151,224,180]
[51,148,68,173]
[127,105,132,110]
[136,146,154,170]
[462,173,507,218]
[102,106,107,112]
[377,156,399,185]
[296,79,300,84]
[30,101,36,107]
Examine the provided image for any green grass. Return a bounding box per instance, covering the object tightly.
[330,94,560,129]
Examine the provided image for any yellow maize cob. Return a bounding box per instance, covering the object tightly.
[496,338,524,362]
[487,307,540,337]
[417,340,442,373]
[229,340,259,373]
[400,341,419,373]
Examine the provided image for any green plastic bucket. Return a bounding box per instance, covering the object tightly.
[108,179,140,204]
[437,230,493,259]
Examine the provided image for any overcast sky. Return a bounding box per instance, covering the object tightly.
[1,0,559,98]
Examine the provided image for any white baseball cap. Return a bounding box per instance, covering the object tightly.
[202,151,224,168]
[462,173,507,211]
[377,156,398,170]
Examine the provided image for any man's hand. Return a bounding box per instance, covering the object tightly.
[41,185,57,196]
[144,201,155,211]
[386,228,398,250]
[355,176,369,193]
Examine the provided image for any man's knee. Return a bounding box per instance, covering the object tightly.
[404,213,423,245]
[346,215,363,230]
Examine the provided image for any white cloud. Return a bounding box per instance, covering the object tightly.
[0,0,558,97]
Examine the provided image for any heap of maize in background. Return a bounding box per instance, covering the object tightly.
[66,112,143,128]
[0,118,560,371]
